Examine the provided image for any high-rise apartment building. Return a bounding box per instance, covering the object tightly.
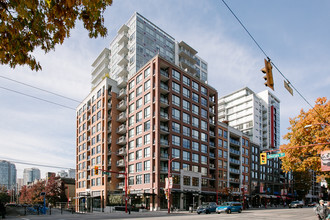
[76,12,213,212]
[218,87,280,150]
[0,160,16,190]
[23,168,40,185]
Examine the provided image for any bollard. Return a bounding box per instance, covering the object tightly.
[49,206,51,215]
[61,206,63,214]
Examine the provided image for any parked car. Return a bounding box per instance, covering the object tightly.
[308,202,317,207]
[216,202,242,214]
[196,202,218,214]
[289,201,304,208]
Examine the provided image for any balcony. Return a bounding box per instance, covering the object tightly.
[117,173,126,178]
[117,147,126,156]
[118,55,128,66]
[210,164,215,169]
[209,131,215,137]
[160,139,169,147]
[209,119,215,127]
[117,42,128,55]
[209,152,215,159]
[116,159,125,167]
[117,182,125,189]
[107,138,112,144]
[117,33,128,45]
[229,178,240,183]
[229,168,240,174]
[159,111,169,121]
[160,153,169,160]
[230,148,240,156]
[160,97,169,107]
[117,77,127,88]
[117,88,127,100]
[209,141,215,148]
[116,136,126,145]
[230,139,240,146]
[159,82,169,94]
[160,167,168,173]
[108,102,112,109]
[229,158,240,165]
[116,112,126,123]
[116,100,127,111]
[160,125,169,134]
[117,66,128,77]
[116,124,126,134]
[160,69,169,81]
[209,97,215,106]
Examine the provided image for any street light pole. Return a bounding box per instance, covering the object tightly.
[168,157,179,214]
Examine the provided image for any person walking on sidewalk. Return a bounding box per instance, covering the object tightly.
[314,200,328,220]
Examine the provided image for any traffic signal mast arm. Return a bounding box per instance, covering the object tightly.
[263,142,330,153]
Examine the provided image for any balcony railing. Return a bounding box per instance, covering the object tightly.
[229,168,240,174]
[230,139,240,146]
[160,69,169,78]
[230,149,240,155]
[229,158,240,165]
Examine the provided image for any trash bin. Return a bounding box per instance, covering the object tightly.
[189,206,193,213]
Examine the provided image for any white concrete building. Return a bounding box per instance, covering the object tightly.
[218,87,280,150]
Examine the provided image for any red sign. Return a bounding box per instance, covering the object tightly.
[321,150,330,171]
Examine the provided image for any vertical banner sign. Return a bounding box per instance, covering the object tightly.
[321,150,330,171]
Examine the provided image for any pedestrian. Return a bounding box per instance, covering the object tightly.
[0,202,5,219]
[128,204,131,214]
[326,201,330,220]
[314,200,328,220]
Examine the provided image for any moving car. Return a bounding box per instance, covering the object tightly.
[308,202,317,207]
[196,202,218,214]
[216,202,242,214]
[289,201,304,208]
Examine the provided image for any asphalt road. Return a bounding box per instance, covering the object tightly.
[5,207,317,220]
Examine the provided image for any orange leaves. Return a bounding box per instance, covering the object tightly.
[0,0,113,71]
[280,98,330,175]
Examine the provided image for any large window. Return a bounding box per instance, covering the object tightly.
[183,138,190,149]
[144,173,150,183]
[183,75,190,86]
[172,135,180,146]
[201,132,208,142]
[144,134,150,144]
[136,137,142,148]
[136,124,142,135]
[183,176,190,186]
[201,144,207,153]
[172,148,180,158]
[144,67,150,78]
[201,108,207,119]
[201,86,207,96]
[172,94,180,107]
[183,87,190,98]
[136,85,142,97]
[136,73,142,84]
[192,141,199,151]
[172,122,180,133]
[172,82,180,93]
[136,162,142,172]
[183,99,190,111]
[136,175,142,184]
[192,81,199,91]
[201,156,207,165]
[136,98,142,109]
[136,111,142,123]
[192,129,199,139]
[144,79,150,91]
[144,106,150,118]
[144,147,150,157]
[192,104,199,115]
[182,125,190,137]
[192,92,199,102]
[144,120,150,131]
[182,112,190,124]
[172,108,180,120]
[144,93,150,104]
[144,160,150,171]
[192,153,199,163]
[183,151,190,161]
[172,161,180,171]
[172,69,180,81]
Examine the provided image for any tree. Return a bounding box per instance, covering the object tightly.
[280,97,330,179]
[0,0,113,71]
[292,171,312,200]
[45,175,67,206]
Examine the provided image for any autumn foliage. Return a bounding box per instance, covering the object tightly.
[0,0,113,71]
[280,97,330,179]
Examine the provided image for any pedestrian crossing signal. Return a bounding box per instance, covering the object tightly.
[260,153,267,165]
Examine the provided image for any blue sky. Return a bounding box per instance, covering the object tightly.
[0,0,329,178]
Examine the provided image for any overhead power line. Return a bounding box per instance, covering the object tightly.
[0,157,74,170]
[0,75,81,103]
[0,86,76,110]
[221,0,328,123]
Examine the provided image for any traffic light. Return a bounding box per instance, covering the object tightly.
[95,166,99,175]
[261,58,274,91]
[260,153,267,165]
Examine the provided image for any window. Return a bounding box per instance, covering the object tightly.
[172,161,180,171]
[201,144,207,153]
[182,112,190,124]
[201,167,207,176]
[136,175,142,184]
[172,148,180,158]
[172,69,180,81]
[129,80,135,90]
[136,162,142,172]
[172,122,180,133]
[182,163,190,171]
[192,104,199,115]
[192,92,199,102]
[128,164,134,173]
[136,86,142,97]
[192,153,199,163]
[144,106,150,118]
[183,151,190,161]
[128,141,134,150]
[144,134,150,144]
[128,116,134,127]
[182,125,190,136]
[201,108,207,119]
[192,141,199,151]
[191,117,199,128]
[136,137,142,148]
[183,99,190,111]
[144,173,150,183]
[144,67,150,78]
[172,135,180,146]
[129,103,135,114]
[136,150,142,160]
[192,81,199,91]
[144,147,150,157]
[128,152,134,162]
[201,132,208,142]
[172,94,180,107]
[201,120,207,131]
[201,156,207,165]
[183,138,190,149]
[128,128,134,138]
[218,140,222,147]
[136,111,142,123]
[172,82,180,93]
[183,176,190,186]
[192,129,199,139]
[192,177,199,187]
[183,87,190,98]
[183,75,190,86]
[144,93,150,104]
[136,74,142,84]
[144,79,150,91]
[136,124,142,135]
[218,149,223,157]
[224,130,228,138]
[201,62,207,70]
[201,97,207,107]
[136,98,142,109]
[201,86,207,96]
[192,165,198,172]
[144,120,150,131]
[218,129,223,137]
[144,160,150,171]
[172,108,180,120]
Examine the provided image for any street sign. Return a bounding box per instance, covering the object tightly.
[284,80,293,96]
[267,153,285,159]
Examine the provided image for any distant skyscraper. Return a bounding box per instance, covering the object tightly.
[218,87,280,150]
[23,168,40,185]
[0,160,16,190]
[68,169,76,179]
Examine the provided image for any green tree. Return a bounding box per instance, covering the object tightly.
[0,0,113,71]
[280,97,330,181]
